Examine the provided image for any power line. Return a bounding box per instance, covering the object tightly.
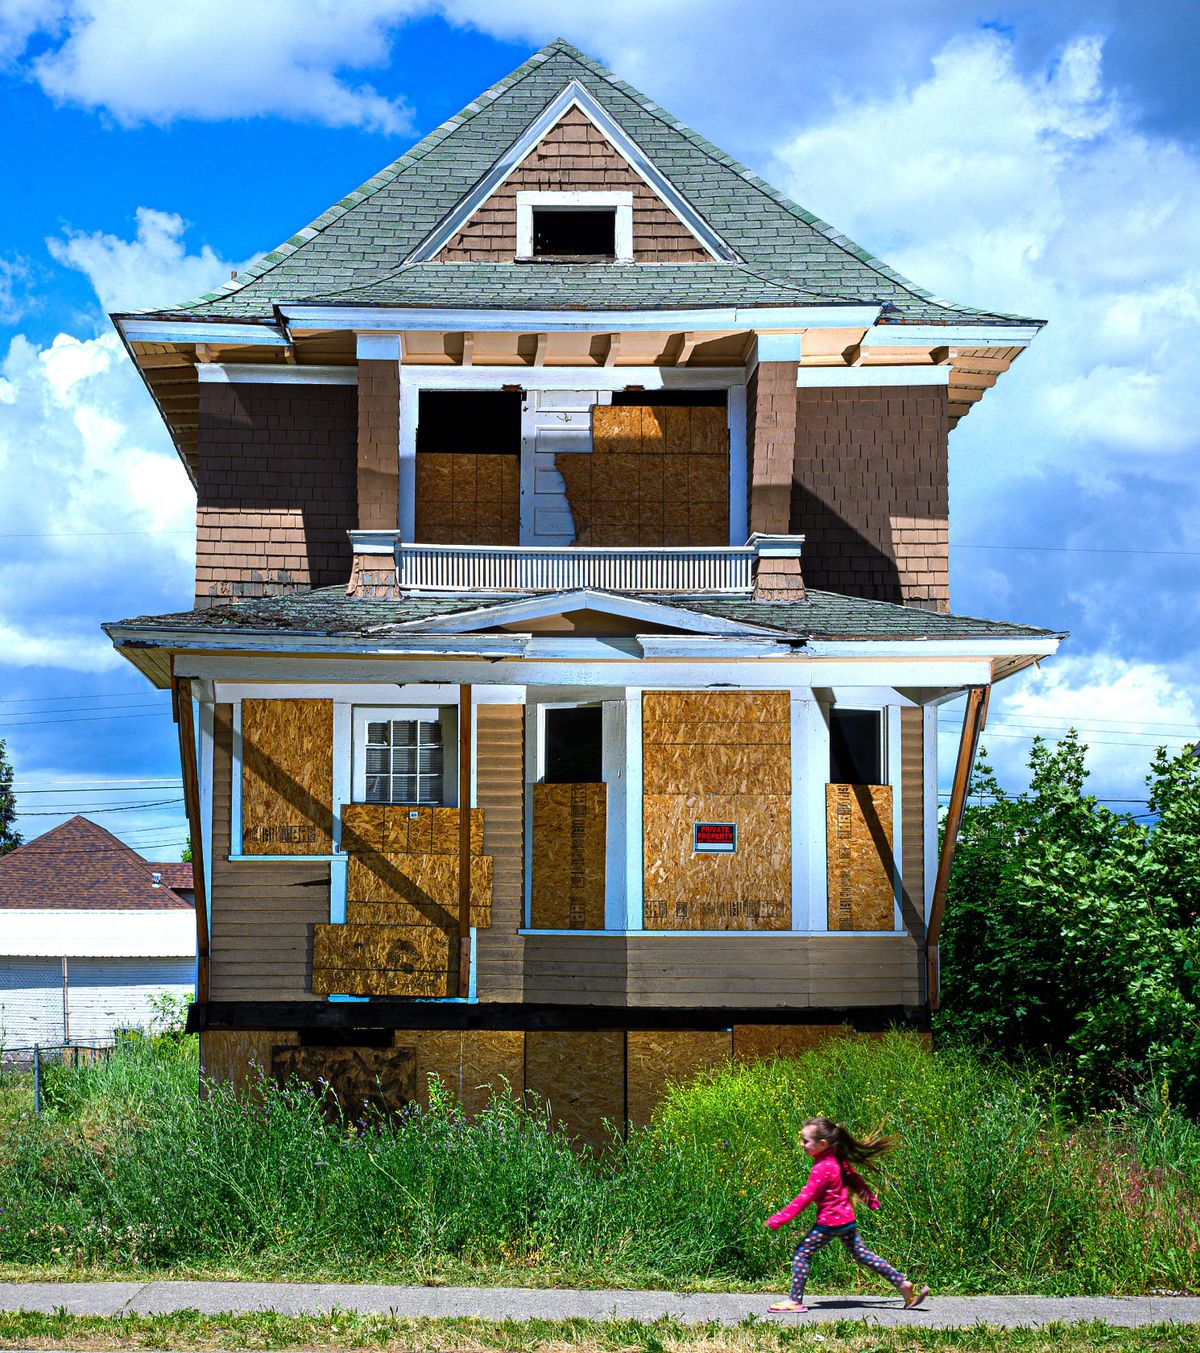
[1,702,166,722]
[18,798,184,816]
[0,712,170,730]
[13,779,182,789]
[15,784,183,796]
[0,691,162,705]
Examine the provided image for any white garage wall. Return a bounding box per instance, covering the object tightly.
[65,959,196,1042]
[0,959,66,1051]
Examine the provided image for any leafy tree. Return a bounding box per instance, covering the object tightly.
[181,835,192,863]
[0,738,21,856]
[937,733,1200,1113]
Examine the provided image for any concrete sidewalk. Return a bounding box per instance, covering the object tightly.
[0,1282,1198,1329]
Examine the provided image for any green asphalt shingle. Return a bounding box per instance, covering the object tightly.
[120,41,1041,330]
[106,587,1061,645]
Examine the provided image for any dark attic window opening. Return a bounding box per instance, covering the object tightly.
[531,208,616,261]
[417,390,522,455]
[610,390,727,408]
[829,709,883,786]
[543,706,604,784]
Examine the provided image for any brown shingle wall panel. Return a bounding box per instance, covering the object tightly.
[195,383,357,604]
[357,360,400,530]
[436,107,708,263]
[790,385,949,609]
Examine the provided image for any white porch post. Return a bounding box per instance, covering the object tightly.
[887,705,904,930]
[792,694,829,931]
[602,699,627,930]
[623,690,644,931]
[398,377,418,540]
[329,701,352,924]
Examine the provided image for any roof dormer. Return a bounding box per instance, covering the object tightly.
[416,81,735,265]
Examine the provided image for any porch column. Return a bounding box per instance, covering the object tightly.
[747,345,804,599]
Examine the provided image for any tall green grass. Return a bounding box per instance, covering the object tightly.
[0,1032,1196,1293]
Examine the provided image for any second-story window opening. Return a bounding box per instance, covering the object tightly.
[417,391,522,454]
[532,208,616,260]
[829,709,883,785]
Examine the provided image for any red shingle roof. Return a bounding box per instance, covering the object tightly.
[0,816,194,910]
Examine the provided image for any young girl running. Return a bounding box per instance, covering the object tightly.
[763,1116,928,1313]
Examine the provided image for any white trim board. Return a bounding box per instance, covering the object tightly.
[795,366,950,388]
[196,364,357,386]
[117,320,287,346]
[289,304,884,333]
[407,80,735,265]
[862,324,1041,348]
[392,362,748,389]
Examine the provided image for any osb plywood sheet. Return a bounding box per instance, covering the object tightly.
[272,1043,417,1120]
[826,784,895,931]
[642,691,790,726]
[561,405,730,548]
[733,1024,854,1065]
[347,890,491,929]
[642,743,790,796]
[346,852,493,923]
[200,1029,298,1092]
[641,691,791,931]
[241,698,333,854]
[311,966,453,998]
[530,782,606,930]
[313,921,455,973]
[415,453,519,546]
[643,803,790,928]
[342,806,484,857]
[411,1030,525,1114]
[626,1031,731,1127]
[525,1030,624,1150]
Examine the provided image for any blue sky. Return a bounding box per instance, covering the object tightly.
[1,1,1197,857]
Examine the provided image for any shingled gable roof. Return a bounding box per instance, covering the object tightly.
[0,816,193,911]
[122,40,1040,329]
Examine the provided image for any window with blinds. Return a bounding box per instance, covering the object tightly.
[364,716,445,805]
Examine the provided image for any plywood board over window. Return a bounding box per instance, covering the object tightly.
[557,405,729,547]
[826,784,895,931]
[241,699,333,855]
[642,691,791,930]
[531,783,607,929]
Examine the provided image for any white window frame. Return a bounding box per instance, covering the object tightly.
[351,706,459,808]
[516,190,634,262]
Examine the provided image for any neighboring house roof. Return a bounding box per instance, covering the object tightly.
[118,40,1040,330]
[106,586,1063,644]
[0,816,193,911]
[148,861,194,892]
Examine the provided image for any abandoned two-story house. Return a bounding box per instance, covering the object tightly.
[104,40,1061,1138]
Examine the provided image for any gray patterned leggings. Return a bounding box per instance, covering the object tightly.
[790,1221,906,1300]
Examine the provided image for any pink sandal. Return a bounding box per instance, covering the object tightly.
[768,1299,809,1313]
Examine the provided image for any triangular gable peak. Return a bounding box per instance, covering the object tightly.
[415,80,736,266]
[383,589,786,639]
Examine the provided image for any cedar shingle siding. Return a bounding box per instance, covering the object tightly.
[790,386,950,611]
[195,383,357,606]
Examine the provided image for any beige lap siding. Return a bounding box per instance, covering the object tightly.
[208,705,329,1002]
[195,383,357,607]
[790,386,950,611]
[518,934,922,1007]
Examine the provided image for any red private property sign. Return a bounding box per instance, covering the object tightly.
[693,821,737,853]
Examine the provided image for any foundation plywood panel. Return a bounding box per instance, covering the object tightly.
[525,1030,624,1150]
[411,1030,525,1114]
[826,784,896,931]
[531,782,606,930]
[626,1030,731,1127]
[200,1030,298,1092]
[272,1044,417,1119]
[733,1024,853,1065]
[241,698,333,855]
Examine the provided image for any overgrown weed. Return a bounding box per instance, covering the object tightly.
[0,1032,1197,1294]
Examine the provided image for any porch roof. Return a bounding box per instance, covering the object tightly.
[105,586,1063,645]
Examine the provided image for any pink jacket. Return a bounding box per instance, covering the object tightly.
[765,1151,881,1229]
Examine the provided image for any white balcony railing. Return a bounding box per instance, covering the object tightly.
[348,533,803,595]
